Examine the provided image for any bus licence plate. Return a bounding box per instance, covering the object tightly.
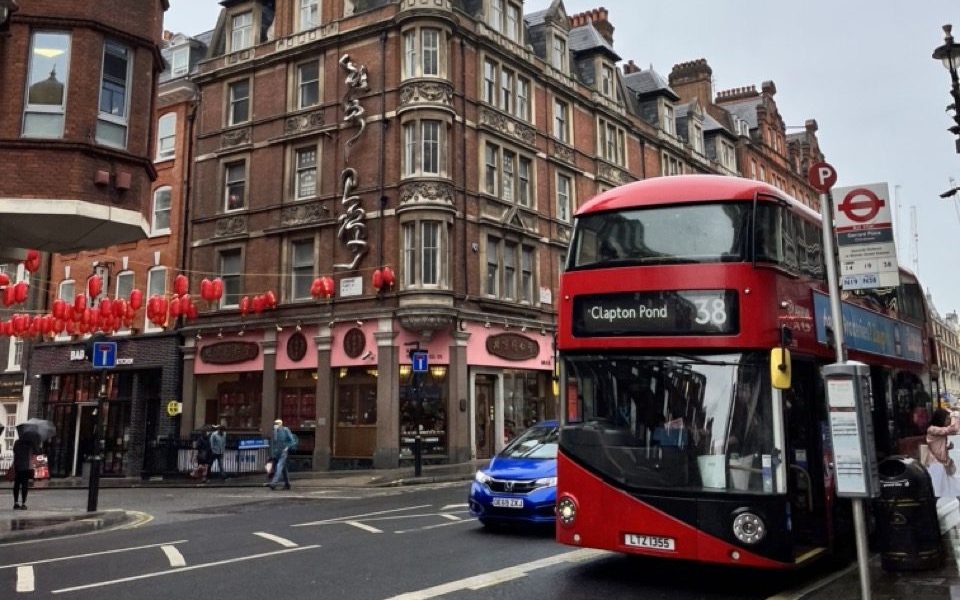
[491,497,524,508]
[624,533,675,551]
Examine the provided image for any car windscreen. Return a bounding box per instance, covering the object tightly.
[500,425,559,459]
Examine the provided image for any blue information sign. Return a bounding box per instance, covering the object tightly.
[238,439,270,449]
[411,351,429,373]
[91,341,117,369]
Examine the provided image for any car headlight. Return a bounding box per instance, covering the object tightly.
[732,512,766,545]
[475,470,492,484]
[534,477,557,487]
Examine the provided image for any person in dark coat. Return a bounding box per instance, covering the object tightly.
[12,426,37,510]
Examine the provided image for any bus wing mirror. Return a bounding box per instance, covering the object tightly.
[770,348,792,390]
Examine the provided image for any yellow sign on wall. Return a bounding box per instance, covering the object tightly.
[166,400,182,417]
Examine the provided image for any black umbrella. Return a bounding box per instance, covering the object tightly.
[17,418,56,443]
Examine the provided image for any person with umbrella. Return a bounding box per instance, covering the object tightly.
[12,425,40,510]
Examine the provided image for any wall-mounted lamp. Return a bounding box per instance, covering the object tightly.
[484,321,491,328]
[356,320,363,327]
[399,364,412,378]
[360,350,374,360]
[217,329,223,339]
[296,321,302,332]
[430,365,448,379]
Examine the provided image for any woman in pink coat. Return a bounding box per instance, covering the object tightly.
[926,408,960,497]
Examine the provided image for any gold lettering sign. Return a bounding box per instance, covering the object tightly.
[485,333,539,361]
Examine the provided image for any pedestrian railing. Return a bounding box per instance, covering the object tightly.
[143,435,270,478]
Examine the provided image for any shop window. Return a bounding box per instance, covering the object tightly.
[96,41,131,149]
[334,368,378,458]
[503,370,553,443]
[204,372,263,430]
[400,366,448,458]
[23,31,71,139]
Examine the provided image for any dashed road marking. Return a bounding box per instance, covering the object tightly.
[394,520,475,534]
[439,514,462,521]
[441,503,468,511]
[253,532,299,548]
[16,566,34,593]
[0,540,188,570]
[160,545,186,568]
[345,520,383,534]
[292,504,431,527]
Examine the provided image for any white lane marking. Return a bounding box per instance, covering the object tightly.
[160,545,186,568]
[0,540,189,570]
[441,503,468,511]
[51,545,320,594]
[394,520,475,534]
[16,566,34,593]
[440,514,462,521]
[253,532,299,548]
[381,549,606,599]
[292,504,431,527]
[345,520,383,534]
[348,510,471,524]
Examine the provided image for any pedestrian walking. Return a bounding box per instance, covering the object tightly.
[194,427,213,482]
[925,407,960,497]
[209,425,227,480]
[12,425,37,510]
[268,419,297,490]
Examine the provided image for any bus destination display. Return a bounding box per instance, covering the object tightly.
[573,290,738,336]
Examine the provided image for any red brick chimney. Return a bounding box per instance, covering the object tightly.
[668,59,713,105]
[623,59,641,75]
[715,85,760,104]
[569,6,614,45]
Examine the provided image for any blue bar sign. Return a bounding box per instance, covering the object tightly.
[411,351,429,373]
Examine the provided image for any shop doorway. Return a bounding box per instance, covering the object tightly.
[72,404,98,477]
[473,374,497,459]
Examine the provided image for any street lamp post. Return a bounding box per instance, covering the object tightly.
[932,24,960,153]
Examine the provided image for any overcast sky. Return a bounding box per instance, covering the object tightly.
[165,0,960,315]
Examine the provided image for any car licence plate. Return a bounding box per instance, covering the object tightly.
[491,497,524,508]
[624,533,675,551]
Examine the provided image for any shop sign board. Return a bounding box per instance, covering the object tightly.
[486,333,540,361]
[832,183,899,290]
[200,341,260,365]
[339,276,362,297]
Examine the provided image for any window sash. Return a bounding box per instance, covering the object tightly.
[295,148,317,198]
[298,62,319,108]
[489,0,504,31]
[231,11,253,50]
[219,251,242,307]
[152,187,172,233]
[503,242,517,299]
[557,174,571,221]
[114,272,134,301]
[602,65,613,97]
[299,0,319,31]
[421,222,440,286]
[554,99,568,142]
[483,60,496,104]
[291,240,314,300]
[422,29,439,76]
[229,80,250,125]
[403,32,416,79]
[502,150,515,203]
[23,32,71,139]
[58,280,75,302]
[421,121,440,175]
[518,158,531,207]
[484,144,498,195]
[552,37,566,69]
[171,48,189,76]
[157,113,176,160]
[99,42,130,120]
[516,77,530,121]
[402,223,415,287]
[505,4,519,41]
[225,162,246,211]
[403,123,417,177]
[485,236,499,295]
[520,247,533,302]
[500,69,513,113]
[145,267,166,329]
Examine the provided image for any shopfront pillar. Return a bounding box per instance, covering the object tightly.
[314,326,333,470]
[373,318,399,469]
[260,330,277,437]
[447,330,471,463]
[179,338,197,437]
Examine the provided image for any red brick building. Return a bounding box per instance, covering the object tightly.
[180,0,693,470]
[24,31,206,478]
[0,0,168,253]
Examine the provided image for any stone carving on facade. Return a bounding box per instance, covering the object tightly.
[557,224,571,242]
[335,54,370,271]
[479,107,535,147]
[399,82,454,108]
[275,22,338,51]
[215,215,247,237]
[399,0,453,11]
[281,202,327,227]
[398,311,454,335]
[552,141,575,164]
[597,162,634,186]
[221,127,251,148]
[284,110,324,134]
[399,182,454,206]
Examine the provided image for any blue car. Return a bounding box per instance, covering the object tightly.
[469,421,558,527]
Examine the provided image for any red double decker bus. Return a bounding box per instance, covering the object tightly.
[555,175,934,569]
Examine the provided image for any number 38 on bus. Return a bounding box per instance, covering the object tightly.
[555,175,934,569]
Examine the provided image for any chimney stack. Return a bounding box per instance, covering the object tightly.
[569,7,615,45]
[623,59,640,75]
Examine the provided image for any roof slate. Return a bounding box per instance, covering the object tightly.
[623,68,679,100]
[568,24,619,59]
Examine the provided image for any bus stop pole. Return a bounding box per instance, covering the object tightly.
[820,189,871,600]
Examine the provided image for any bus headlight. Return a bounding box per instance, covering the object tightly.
[557,496,577,527]
[732,512,766,545]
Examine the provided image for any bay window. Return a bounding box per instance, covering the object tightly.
[403,28,442,80]
[402,119,444,177]
[23,31,71,139]
[401,220,445,288]
[97,41,131,148]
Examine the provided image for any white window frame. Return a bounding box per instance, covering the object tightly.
[489,0,504,32]
[156,112,176,161]
[22,31,72,140]
[171,47,189,77]
[402,119,444,178]
[403,31,417,80]
[96,40,132,149]
[483,59,497,105]
[297,61,320,109]
[421,221,441,286]
[663,103,676,136]
[224,161,247,212]
[3,406,16,453]
[600,63,615,98]
[500,68,513,114]
[294,146,318,200]
[552,35,567,71]
[114,271,134,301]
[421,29,439,77]
[228,79,251,126]
[515,76,530,121]
[56,279,75,340]
[401,219,445,289]
[505,3,520,42]
[289,238,315,301]
[692,123,704,154]
[231,11,254,52]
[219,249,242,309]
[151,186,172,236]
[553,98,569,143]
[298,0,320,32]
[557,172,572,222]
[144,267,167,332]
[6,338,23,372]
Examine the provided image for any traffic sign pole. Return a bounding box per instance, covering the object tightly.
[809,162,871,600]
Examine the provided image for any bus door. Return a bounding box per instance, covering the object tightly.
[783,360,829,559]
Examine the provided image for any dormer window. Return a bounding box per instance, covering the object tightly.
[663,104,675,136]
[488,0,521,42]
[231,11,253,52]
[552,35,567,71]
[298,0,319,32]
[171,47,189,77]
[691,123,704,154]
[600,64,615,99]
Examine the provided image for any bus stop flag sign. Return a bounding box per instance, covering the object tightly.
[832,183,900,291]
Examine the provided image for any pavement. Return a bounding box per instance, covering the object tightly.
[3,461,960,600]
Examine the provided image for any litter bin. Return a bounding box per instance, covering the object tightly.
[874,456,943,571]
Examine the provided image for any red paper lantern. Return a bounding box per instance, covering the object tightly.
[52,299,66,319]
[0,273,9,287]
[24,249,40,273]
[113,299,126,319]
[372,268,383,291]
[239,296,250,316]
[252,295,265,314]
[321,276,335,298]
[186,302,198,320]
[264,290,277,309]
[382,266,395,288]
[174,274,189,297]
[169,296,182,317]
[99,297,113,317]
[2,321,12,337]
[13,281,28,304]
[211,278,224,301]
[87,275,102,299]
[200,278,213,301]
[74,293,86,313]
[3,286,14,307]
[129,288,143,311]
